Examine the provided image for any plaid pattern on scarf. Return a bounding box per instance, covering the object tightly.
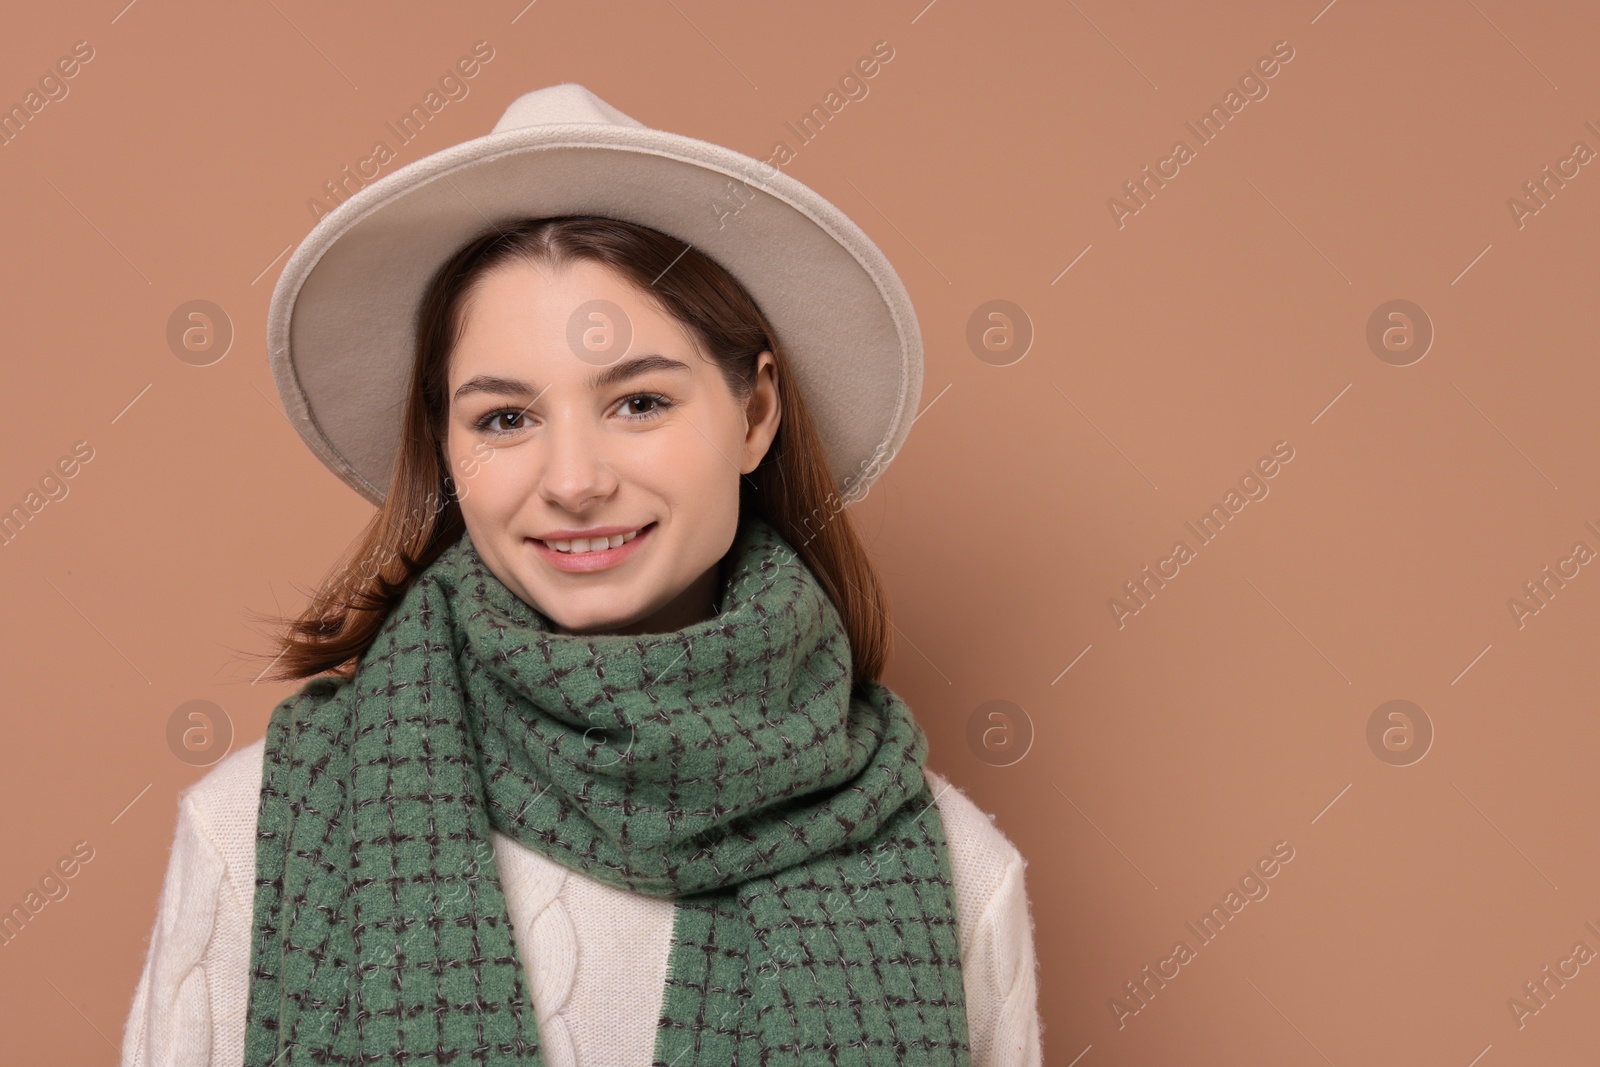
[242,515,972,1065]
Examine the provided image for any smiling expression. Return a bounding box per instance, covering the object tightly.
[442,256,781,636]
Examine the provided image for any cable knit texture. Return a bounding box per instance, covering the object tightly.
[121,739,1043,1066]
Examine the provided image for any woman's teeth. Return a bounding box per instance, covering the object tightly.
[541,527,643,554]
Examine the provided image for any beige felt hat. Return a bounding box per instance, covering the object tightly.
[267,82,922,509]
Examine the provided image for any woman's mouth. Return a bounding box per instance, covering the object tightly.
[530,522,656,573]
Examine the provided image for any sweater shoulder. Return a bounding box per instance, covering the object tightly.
[924,767,1025,866]
[182,735,265,810]
[922,767,1027,909]
[177,736,265,888]
[923,767,1044,1064]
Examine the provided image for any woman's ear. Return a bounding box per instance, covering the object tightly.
[741,351,782,474]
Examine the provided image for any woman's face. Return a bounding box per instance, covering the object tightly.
[443,256,780,636]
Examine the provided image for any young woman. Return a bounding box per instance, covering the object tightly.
[121,85,1043,1067]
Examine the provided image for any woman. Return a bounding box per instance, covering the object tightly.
[121,84,1043,1066]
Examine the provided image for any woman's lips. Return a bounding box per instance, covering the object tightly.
[530,522,655,573]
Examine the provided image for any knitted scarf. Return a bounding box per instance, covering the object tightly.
[242,514,971,1066]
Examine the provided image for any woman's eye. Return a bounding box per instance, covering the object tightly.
[475,409,525,435]
[621,394,674,420]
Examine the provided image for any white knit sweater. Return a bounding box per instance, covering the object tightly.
[120,739,1044,1066]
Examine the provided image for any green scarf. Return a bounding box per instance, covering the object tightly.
[243,514,972,1065]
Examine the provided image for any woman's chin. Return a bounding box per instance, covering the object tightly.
[546,602,654,637]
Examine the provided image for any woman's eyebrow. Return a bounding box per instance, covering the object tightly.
[453,354,692,403]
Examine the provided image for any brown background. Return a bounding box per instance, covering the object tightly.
[3,0,1598,1063]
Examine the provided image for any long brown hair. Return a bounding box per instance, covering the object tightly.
[244,216,894,689]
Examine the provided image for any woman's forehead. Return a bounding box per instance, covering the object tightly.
[460,259,688,345]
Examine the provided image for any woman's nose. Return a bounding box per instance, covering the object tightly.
[536,414,616,510]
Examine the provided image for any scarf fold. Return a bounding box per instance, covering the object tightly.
[242,514,972,1066]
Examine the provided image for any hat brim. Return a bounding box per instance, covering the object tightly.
[266,122,922,509]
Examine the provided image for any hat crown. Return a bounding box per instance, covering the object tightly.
[489,83,645,135]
